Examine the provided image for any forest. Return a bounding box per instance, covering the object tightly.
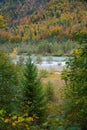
[0,0,87,55]
[0,0,87,130]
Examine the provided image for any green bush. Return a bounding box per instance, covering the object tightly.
[0,109,34,130]
[46,81,54,102]
[62,43,87,129]
[43,114,64,130]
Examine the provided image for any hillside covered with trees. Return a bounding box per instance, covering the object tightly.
[0,0,87,55]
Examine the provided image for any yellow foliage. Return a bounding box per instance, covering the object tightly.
[26,117,33,122]
[11,48,18,59]
[49,26,62,36]
[60,13,73,24]
[12,115,17,120]
[12,122,16,127]
[4,118,10,123]
[9,35,21,42]
[0,15,5,28]
[25,124,30,129]
[74,48,82,56]
[1,112,34,129]
[0,15,3,19]
[18,116,24,123]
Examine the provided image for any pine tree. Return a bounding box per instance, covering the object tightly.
[0,52,18,113]
[23,56,46,123]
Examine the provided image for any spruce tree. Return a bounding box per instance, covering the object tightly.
[23,56,46,123]
[0,52,18,113]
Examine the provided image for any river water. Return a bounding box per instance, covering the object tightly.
[13,55,69,72]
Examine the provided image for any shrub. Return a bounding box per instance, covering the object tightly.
[0,109,34,130]
[46,81,54,102]
[62,44,87,129]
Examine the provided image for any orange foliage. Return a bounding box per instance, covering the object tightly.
[0,15,5,28]
[10,35,21,43]
[0,0,87,42]
[0,30,10,43]
[49,26,62,36]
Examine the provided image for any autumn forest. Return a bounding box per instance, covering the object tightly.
[0,0,87,55]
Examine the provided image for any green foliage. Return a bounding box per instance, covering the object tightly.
[0,36,78,56]
[37,42,54,54]
[62,43,87,129]
[46,81,54,102]
[39,69,49,78]
[73,29,87,44]
[0,109,34,130]
[17,55,24,65]
[0,52,18,113]
[35,55,42,64]
[57,49,63,56]
[43,114,64,130]
[66,127,81,130]
[23,56,47,123]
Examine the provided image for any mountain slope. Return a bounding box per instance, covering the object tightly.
[0,0,87,44]
[0,0,49,20]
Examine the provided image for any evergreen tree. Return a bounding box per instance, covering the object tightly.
[23,56,46,123]
[0,52,18,113]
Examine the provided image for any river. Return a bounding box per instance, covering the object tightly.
[13,55,69,72]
